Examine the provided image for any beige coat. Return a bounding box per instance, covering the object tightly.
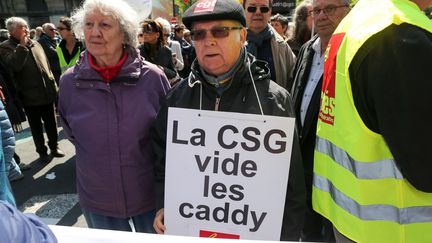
[270,26,296,89]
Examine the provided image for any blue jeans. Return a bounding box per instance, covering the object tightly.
[82,208,156,233]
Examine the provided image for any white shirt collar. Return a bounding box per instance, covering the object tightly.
[311,37,322,56]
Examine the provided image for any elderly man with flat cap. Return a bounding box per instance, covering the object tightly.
[151,0,306,241]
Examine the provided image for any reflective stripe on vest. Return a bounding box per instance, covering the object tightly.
[315,136,403,180]
[314,174,432,225]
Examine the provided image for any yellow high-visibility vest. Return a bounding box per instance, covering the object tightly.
[56,45,81,74]
[312,0,432,242]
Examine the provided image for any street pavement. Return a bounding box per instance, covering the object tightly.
[11,119,88,228]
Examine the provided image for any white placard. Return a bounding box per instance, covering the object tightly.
[164,108,296,240]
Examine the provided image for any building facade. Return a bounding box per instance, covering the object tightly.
[0,0,82,28]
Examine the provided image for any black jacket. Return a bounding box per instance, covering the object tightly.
[38,33,61,83]
[138,43,177,80]
[290,36,336,242]
[0,59,26,125]
[151,53,306,241]
[350,23,432,192]
[290,35,322,198]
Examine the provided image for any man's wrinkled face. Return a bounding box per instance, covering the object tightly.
[192,20,246,76]
[12,24,29,40]
[245,0,272,33]
[45,25,57,39]
[312,0,349,39]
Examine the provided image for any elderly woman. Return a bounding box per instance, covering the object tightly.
[138,20,177,81]
[58,0,170,232]
[56,17,85,74]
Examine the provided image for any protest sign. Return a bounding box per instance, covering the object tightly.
[165,108,295,240]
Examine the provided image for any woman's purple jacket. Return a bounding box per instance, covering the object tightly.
[58,47,170,218]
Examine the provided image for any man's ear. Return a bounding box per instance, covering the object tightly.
[240,27,247,44]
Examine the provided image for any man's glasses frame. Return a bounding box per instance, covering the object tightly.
[246,6,270,13]
[309,4,348,17]
[190,26,243,41]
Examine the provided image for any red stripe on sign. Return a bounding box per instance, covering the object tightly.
[199,230,240,239]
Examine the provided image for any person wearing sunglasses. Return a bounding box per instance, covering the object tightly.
[138,20,177,81]
[151,0,306,241]
[289,0,350,241]
[38,23,61,85]
[243,0,295,89]
[56,17,85,76]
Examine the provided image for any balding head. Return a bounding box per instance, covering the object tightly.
[42,23,57,39]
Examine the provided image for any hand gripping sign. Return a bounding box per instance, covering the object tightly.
[164,108,295,240]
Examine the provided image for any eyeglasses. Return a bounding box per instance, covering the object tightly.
[190,26,243,41]
[246,6,270,13]
[309,4,348,17]
[57,27,70,31]
[49,28,56,31]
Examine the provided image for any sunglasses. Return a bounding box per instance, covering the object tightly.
[247,6,270,13]
[190,26,243,41]
[57,27,70,31]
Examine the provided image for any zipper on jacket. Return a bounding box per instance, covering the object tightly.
[214,97,220,111]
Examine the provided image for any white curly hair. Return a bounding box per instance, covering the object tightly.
[71,0,140,47]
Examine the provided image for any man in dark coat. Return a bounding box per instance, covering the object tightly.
[152,0,306,240]
[38,23,61,85]
[0,17,64,162]
[289,0,350,241]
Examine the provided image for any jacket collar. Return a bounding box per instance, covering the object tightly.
[188,52,270,89]
[73,46,141,82]
[9,36,34,47]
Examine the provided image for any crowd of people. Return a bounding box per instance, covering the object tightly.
[0,0,431,242]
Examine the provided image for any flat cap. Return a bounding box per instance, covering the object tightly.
[182,0,246,30]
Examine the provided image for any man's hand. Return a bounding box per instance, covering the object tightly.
[19,31,29,46]
[153,208,166,234]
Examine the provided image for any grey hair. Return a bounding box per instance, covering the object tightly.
[155,17,171,34]
[5,17,28,33]
[42,23,56,32]
[287,0,312,45]
[71,0,139,47]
